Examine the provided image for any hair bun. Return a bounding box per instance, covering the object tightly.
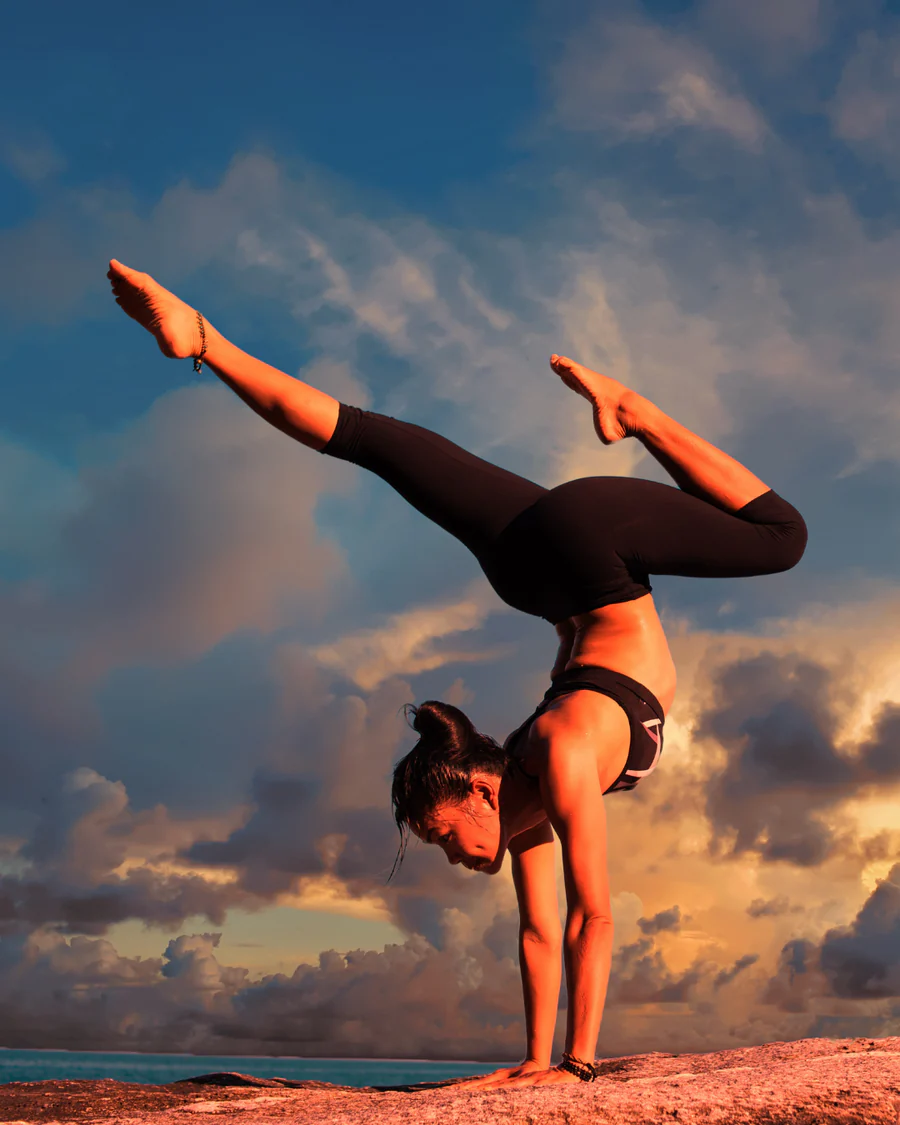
[410,700,458,740]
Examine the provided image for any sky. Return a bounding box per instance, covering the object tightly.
[1,0,900,1060]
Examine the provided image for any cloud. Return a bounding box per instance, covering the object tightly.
[0,766,258,936]
[607,935,707,1006]
[182,664,513,947]
[697,652,900,866]
[310,581,509,691]
[0,435,84,564]
[0,383,353,684]
[762,865,900,1014]
[699,0,826,56]
[713,953,759,990]
[549,15,765,148]
[0,927,524,1058]
[0,908,780,1059]
[832,32,900,157]
[0,130,66,183]
[747,896,804,918]
[819,865,900,999]
[638,905,684,935]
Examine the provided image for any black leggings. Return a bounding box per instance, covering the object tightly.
[321,405,807,624]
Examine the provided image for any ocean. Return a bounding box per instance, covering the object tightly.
[0,1048,505,1088]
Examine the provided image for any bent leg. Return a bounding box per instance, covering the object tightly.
[550,354,768,512]
[531,477,805,622]
[633,405,769,512]
[547,354,806,584]
[613,479,807,578]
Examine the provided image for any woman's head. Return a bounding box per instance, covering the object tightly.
[390,700,509,876]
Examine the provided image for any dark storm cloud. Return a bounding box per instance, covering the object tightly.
[0,766,263,935]
[0,869,257,936]
[607,936,706,1005]
[819,864,900,1000]
[637,905,683,935]
[747,896,804,918]
[713,953,759,990]
[762,865,900,1013]
[762,938,822,1013]
[697,653,900,867]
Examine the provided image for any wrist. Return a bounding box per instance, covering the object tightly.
[557,1052,599,1083]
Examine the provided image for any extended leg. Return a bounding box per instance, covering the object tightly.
[550,354,767,512]
[108,260,547,555]
[108,260,340,449]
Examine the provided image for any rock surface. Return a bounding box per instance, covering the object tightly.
[1,1037,898,1124]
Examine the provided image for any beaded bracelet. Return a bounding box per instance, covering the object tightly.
[193,311,207,374]
[557,1052,599,1082]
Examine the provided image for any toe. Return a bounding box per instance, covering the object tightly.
[109,259,141,282]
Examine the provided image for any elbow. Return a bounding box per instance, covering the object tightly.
[520,925,562,952]
[566,913,614,944]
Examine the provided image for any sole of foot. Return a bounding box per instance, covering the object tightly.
[549,354,640,444]
[108,259,201,360]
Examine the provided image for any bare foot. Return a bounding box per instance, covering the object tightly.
[550,354,642,444]
[107,259,203,360]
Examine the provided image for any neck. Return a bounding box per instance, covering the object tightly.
[499,764,546,842]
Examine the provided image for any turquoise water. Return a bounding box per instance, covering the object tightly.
[0,1048,505,1088]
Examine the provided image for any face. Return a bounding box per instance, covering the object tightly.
[417,776,506,875]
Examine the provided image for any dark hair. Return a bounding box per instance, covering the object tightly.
[388,700,508,879]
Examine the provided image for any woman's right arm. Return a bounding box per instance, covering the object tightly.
[512,821,563,1068]
[450,821,561,1089]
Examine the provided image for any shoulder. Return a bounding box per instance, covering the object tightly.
[527,689,631,796]
[529,689,629,753]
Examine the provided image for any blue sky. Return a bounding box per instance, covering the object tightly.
[2,0,900,1059]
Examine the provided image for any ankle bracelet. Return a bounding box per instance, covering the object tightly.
[193,311,207,374]
[557,1052,599,1082]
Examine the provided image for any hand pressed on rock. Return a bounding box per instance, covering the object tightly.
[451,1063,582,1090]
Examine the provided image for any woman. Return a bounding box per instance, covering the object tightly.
[107,259,806,1088]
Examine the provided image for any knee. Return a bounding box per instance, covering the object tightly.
[769,514,808,573]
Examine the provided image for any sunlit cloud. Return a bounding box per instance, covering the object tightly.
[310,582,509,691]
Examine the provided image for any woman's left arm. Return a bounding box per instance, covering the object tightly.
[463,723,617,1090]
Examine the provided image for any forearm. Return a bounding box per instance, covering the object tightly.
[563,916,614,1060]
[202,323,340,450]
[519,930,562,1066]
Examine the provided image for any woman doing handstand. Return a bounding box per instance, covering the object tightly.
[107,260,806,1089]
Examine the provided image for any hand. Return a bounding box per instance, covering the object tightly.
[450,1062,581,1090]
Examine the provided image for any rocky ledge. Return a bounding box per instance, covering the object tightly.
[1,1036,898,1124]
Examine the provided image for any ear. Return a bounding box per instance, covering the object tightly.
[469,774,499,810]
